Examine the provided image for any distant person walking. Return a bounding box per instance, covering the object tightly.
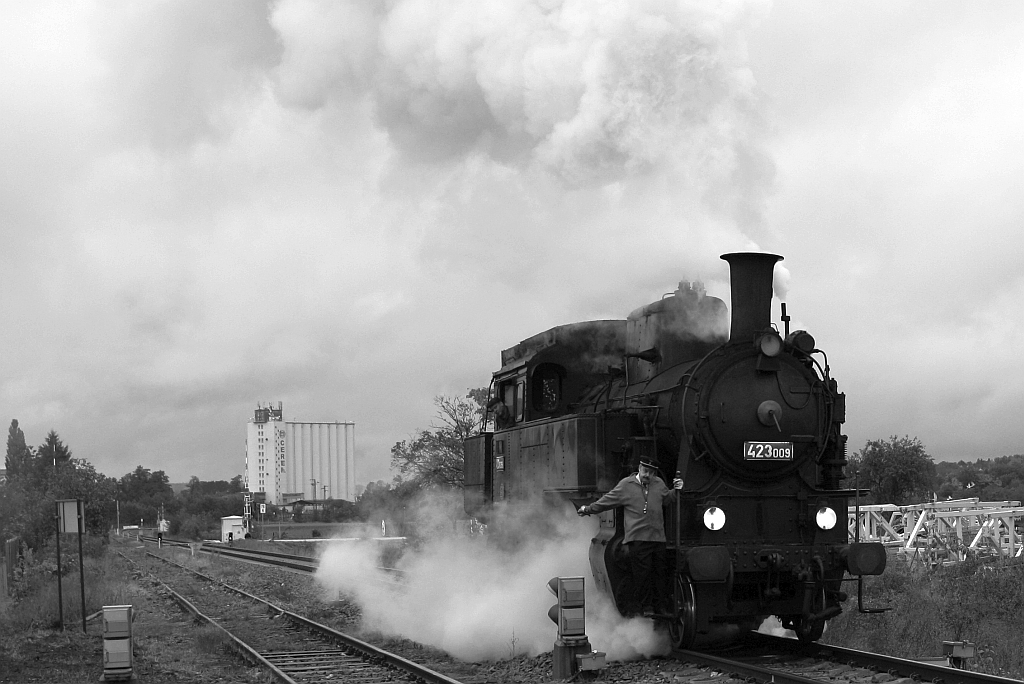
[578,457,683,617]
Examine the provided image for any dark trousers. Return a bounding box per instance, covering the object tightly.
[626,541,668,614]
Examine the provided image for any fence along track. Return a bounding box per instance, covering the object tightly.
[124,550,460,684]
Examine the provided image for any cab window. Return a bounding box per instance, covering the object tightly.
[532,363,563,413]
[515,379,525,422]
[502,383,515,415]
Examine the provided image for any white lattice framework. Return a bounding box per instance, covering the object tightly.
[848,498,1024,566]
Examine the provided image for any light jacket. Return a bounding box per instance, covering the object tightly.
[588,473,677,543]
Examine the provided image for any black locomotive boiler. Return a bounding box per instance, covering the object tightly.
[463,252,887,648]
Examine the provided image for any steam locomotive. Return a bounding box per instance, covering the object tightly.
[463,252,887,648]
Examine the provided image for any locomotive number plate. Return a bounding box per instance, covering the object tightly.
[744,441,794,460]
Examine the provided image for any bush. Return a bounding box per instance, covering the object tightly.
[824,557,1024,678]
[2,542,136,632]
[173,513,218,540]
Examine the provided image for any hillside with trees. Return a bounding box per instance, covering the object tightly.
[0,390,488,548]
[4,405,1024,552]
[846,434,1024,506]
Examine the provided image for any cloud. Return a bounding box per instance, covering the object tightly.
[270,0,773,198]
[2,1,1022,486]
[1,0,779,482]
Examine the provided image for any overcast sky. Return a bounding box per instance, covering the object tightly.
[2,1,1022,488]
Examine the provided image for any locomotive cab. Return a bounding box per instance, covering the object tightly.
[463,319,634,523]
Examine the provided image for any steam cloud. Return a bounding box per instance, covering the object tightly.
[773,264,791,302]
[0,0,778,490]
[272,0,772,205]
[315,492,671,662]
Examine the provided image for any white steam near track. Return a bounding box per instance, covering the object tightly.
[315,492,669,662]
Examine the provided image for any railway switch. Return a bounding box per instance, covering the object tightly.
[100,604,134,681]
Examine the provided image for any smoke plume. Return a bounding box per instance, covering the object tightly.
[315,491,671,662]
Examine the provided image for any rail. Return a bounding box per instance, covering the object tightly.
[140,535,406,581]
[129,549,459,684]
[745,632,1024,684]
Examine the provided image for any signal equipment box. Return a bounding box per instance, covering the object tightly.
[101,605,134,681]
[547,576,604,680]
[547,576,586,639]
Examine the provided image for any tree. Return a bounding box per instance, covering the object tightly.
[117,465,175,526]
[5,419,33,480]
[183,476,239,499]
[356,477,421,529]
[390,389,486,489]
[119,465,172,501]
[48,458,118,536]
[37,429,73,467]
[0,427,117,547]
[849,435,936,505]
[934,454,1024,502]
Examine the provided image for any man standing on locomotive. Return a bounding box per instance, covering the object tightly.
[578,458,684,618]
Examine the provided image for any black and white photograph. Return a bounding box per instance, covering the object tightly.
[2,2,1023,682]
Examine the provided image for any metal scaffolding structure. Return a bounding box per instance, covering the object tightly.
[848,498,1024,567]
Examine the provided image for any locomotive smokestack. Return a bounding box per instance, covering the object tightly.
[721,252,783,344]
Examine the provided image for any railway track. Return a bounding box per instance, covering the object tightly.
[140,535,406,583]
[121,547,461,684]
[136,537,1021,684]
[671,633,1022,684]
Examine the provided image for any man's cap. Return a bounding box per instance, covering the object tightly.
[638,457,658,470]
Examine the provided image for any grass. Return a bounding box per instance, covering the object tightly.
[1,539,133,631]
[824,556,1024,678]
[0,538,141,682]
[0,538,293,683]
[194,623,232,655]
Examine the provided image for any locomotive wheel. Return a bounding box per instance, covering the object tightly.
[794,585,826,643]
[668,575,697,649]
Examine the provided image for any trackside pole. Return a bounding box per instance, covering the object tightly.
[77,506,86,633]
[56,499,88,632]
[55,503,64,631]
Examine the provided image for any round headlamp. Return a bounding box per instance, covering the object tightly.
[758,331,783,357]
[703,507,726,531]
[815,506,838,530]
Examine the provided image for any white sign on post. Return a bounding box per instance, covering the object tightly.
[57,499,82,534]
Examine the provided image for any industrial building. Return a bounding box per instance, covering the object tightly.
[243,402,355,506]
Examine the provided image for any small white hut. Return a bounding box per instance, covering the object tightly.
[220,516,245,543]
